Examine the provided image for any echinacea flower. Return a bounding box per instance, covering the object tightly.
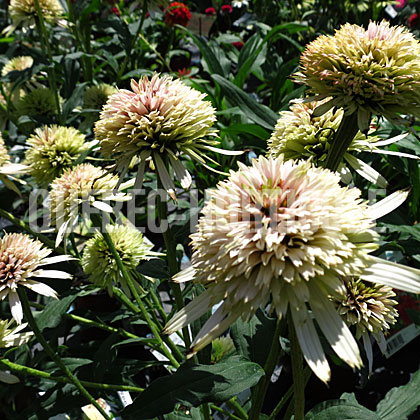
[164,156,420,382]
[8,0,63,30]
[332,278,397,371]
[0,318,33,383]
[1,56,33,77]
[0,132,29,194]
[24,125,89,188]
[221,4,233,14]
[164,2,191,27]
[266,98,413,187]
[82,223,156,296]
[294,20,420,131]
[211,336,235,363]
[83,84,117,111]
[0,233,72,324]
[0,318,33,348]
[16,88,59,117]
[49,163,131,246]
[408,12,419,27]
[94,74,235,199]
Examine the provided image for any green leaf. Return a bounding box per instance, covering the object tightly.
[61,82,86,120]
[376,365,420,420]
[305,394,380,419]
[180,27,224,76]
[122,356,264,419]
[137,259,170,279]
[381,223,420,242]
[212,74,278,130]
[230,309,277,366]
[44,357,93,374]
[35,295,77,332]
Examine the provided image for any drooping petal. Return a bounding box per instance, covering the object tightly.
[344,153,387,188]
[24,280,59,299]
[368,190,409,220]
[9,292,23,325]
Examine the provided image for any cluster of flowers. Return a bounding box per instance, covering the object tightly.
[2,5,420,388]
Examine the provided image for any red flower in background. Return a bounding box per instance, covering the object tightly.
[408,12,419,27]
[221,4,233,14]
[164,2,191,27]
[205,7,217,15]
[111,7,120,16]
[395,0,406,8]
[177,68,192,78]
[396,293,420,326]
[232,41,244,50]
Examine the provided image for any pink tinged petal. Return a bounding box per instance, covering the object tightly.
[9,292,23,324]
[55,218,70,248]
[24,280,59,299]
[163,289,212,334]
[361,256,420,293]
[309,283,362,370]
[32,269,72,280]
[368,190,409,220]
[188,304,238,355]
[288,290,331,383]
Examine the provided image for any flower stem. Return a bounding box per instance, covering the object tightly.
[0,358,144,393]
[290,316,305,420]
[249,317,285,420]
[226,397,248,419]
[17,287,113,420]
[268,367,311,420]
[156,181,191,350]
[209,404,242,420]
[33,0,62,121]
[91,214,180,368]
[324,113,359,172]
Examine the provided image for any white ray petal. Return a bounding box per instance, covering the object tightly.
[39,255,76,266]
[368,190,408,220]
[200,145,244,155]
[172,266,196,283]
[344,153,388,188]
[362,333,373,374]
[24,280,59,298]
[168,154,192,190]
[361,256,420,293]
[289,291,331,383]
[371,149,420,159]
[163,290,212,334]
[373,133,408,147]
[9,292,23,325]
[32,269,72,280]
[309,283,362,369]
[153,153,176,200]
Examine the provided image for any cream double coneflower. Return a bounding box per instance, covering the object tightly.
[0,233,72,324]
[294,20,420,131]
[164,156,420,383]
[94,73,238,199]
[49,163,132,246]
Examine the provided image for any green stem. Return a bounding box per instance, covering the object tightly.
[69,233,81,259]
[209,404,242,420]
[0,208,64,254]
[268,367,311,420]
[202,403,211,420]
[91,214,180,368]
[156,180,191,349]
[148,286,168,323]
[249,318,284,420]
[290,316,305,420]
[226,397,248,420]
[33,0,62,121]
[324,113,359,172]
[18,288,113,420]
[0,358,144,393]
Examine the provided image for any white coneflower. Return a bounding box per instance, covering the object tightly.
[0,318,33,348]
[294,20,420,131]
[164,156,420,383]
[1,56,33,77]
[0,233,72,324]
[94,73,239,199]
[24,125,89,188]
[49,163,131,246]
[82,223,156,296]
